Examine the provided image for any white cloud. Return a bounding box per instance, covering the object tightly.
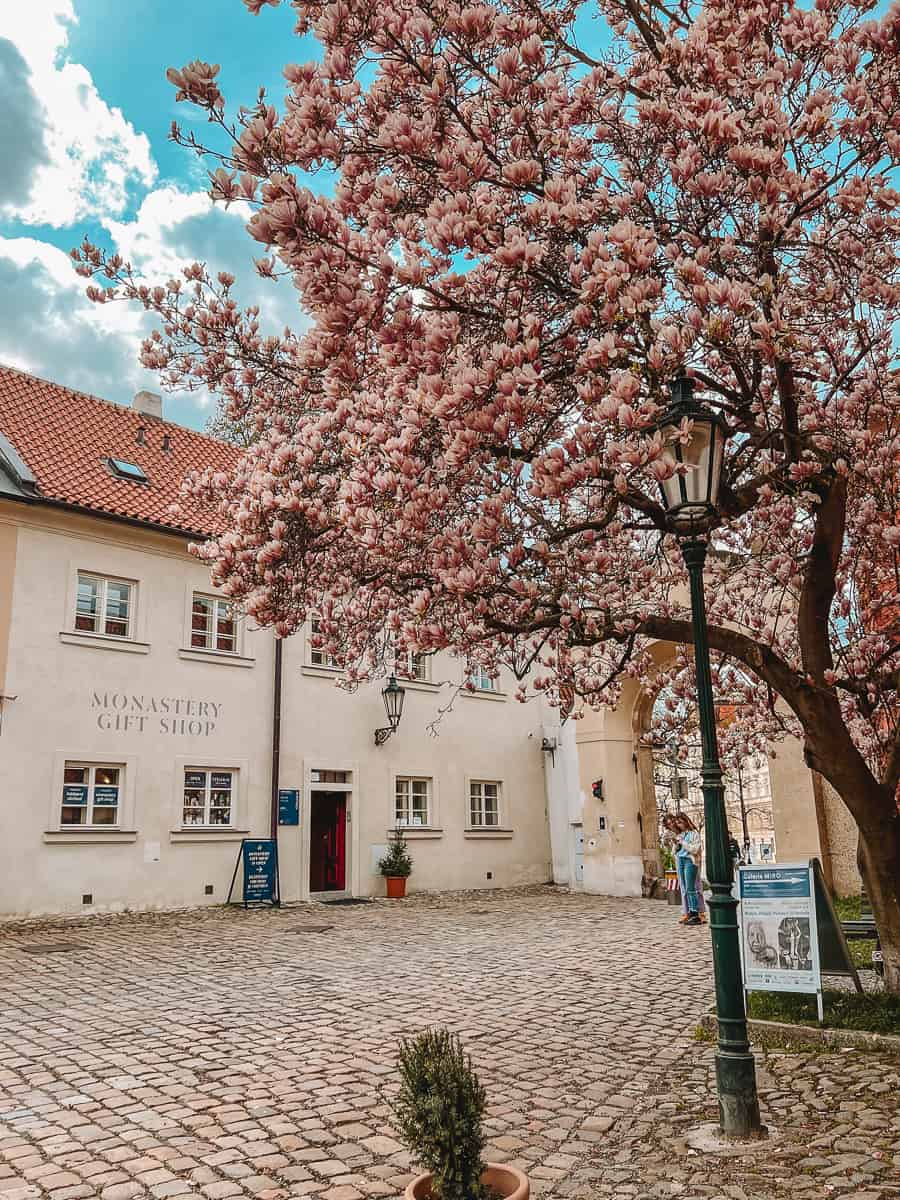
[0,1,156,226]
[103,187,307,336]
[0,186,307,427]
[0,235,162,404]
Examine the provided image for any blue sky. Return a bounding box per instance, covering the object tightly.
[0,0,321,428]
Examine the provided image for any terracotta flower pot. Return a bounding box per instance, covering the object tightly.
[385,875,407,899]
[404,1163,529,1200]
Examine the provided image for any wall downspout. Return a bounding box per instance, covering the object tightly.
[270,637,283,840]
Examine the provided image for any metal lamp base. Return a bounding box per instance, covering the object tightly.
[715,1049,765,1139]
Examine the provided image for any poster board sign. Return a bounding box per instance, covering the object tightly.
[278,788,300,826]
[739,863,821,996]
[739,860,860,1022]
[227,838,280,907]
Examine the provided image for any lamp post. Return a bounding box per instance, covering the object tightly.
[657,374,763,1139]
[374,675,406,746]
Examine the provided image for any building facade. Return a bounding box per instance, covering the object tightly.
[0,368,558,919]
[0,366,859,919]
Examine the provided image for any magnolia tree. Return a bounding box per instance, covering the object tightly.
[75,0,900,984]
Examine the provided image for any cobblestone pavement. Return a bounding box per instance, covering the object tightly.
[0,888,897,1200]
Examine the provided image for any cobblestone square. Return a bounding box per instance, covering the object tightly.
[0,889,897,1200]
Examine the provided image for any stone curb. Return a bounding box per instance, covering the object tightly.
[699,1011,900,1056]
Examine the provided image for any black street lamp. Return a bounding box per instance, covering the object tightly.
[374,675,406,746]
[657,374,763,1139]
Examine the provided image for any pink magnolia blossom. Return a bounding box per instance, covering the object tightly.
[75,0,900,981]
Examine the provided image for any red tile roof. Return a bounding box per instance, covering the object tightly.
[0,365,240,537]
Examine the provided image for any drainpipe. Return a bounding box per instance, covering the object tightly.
[270,637,283,840]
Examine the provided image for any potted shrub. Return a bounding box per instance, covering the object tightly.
[396,1029,529,1200]
[378,829,413,898]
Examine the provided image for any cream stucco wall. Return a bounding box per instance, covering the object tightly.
[0,520,16,693]
[0,501,554,919]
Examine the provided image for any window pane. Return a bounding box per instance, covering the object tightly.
[94,766,119,786]
[61,805,87,825]
[183,788,205,824]
[311,769,350,784]
[64,766,88,785]
[469,666,496,691]
[216,603,236,652]
[91,805,117,825]
[104,581,131,637]
[75,576,98,632]
[191,596,212,648]
[395,778,409,823]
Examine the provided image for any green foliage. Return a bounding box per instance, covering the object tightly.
[378,829,413,878]
[747,989,900,1035]
[395,1030,487,1200]
[830,895,877,970]
[659,843,676,872]
[832,895,863,921]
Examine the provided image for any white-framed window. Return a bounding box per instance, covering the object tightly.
[395,776,431,826]
[308,617,340,669]
[61,763,122,826]
[467,665,499,692]
[75,573,133,638]
[396,650,430,682]
[191,593,238,653]
[182,768,234,826]
[469,780,501,827]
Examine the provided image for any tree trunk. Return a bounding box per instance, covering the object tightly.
[857,811,900,993]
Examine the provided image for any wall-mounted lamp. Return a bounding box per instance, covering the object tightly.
[374,675,406,746]
[591,779,604,801]
[540,735,558,767]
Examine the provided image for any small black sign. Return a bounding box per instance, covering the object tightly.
[278,788,300,826]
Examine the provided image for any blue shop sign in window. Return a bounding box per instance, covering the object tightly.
[62,785,88,806]
[210,772,232,790]
[93,786,119,806]
[184,771,206,789]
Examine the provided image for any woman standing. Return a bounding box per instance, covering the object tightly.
[662,813,706,926]
[676,814,705,926]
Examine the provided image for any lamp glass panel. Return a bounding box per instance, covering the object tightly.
[679,420,713,506]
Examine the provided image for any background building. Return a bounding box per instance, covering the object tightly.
[0,367,558,918]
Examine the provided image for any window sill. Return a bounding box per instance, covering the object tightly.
[461,688,507,702]
[464,828,515,839]
[388,827,444,840]
[169,828,250,843]
[300,665,344,679]
[396,679,441,693]
[59,631,149,654]
[43,829,138,844]
[178,647,255,668]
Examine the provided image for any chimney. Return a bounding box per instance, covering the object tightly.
[133,390,162,420]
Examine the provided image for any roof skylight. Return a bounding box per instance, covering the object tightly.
[107,457,148,483]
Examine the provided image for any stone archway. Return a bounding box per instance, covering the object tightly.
[571,637,860,899]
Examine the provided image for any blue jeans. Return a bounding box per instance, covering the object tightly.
[678,854,700,915]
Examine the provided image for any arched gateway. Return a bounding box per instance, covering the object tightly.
[544,640,862,898]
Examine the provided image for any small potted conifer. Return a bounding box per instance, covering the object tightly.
[378,828,413,898]
[396,1029,529,1200]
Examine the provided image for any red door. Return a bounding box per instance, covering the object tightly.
[309,791,347,893]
